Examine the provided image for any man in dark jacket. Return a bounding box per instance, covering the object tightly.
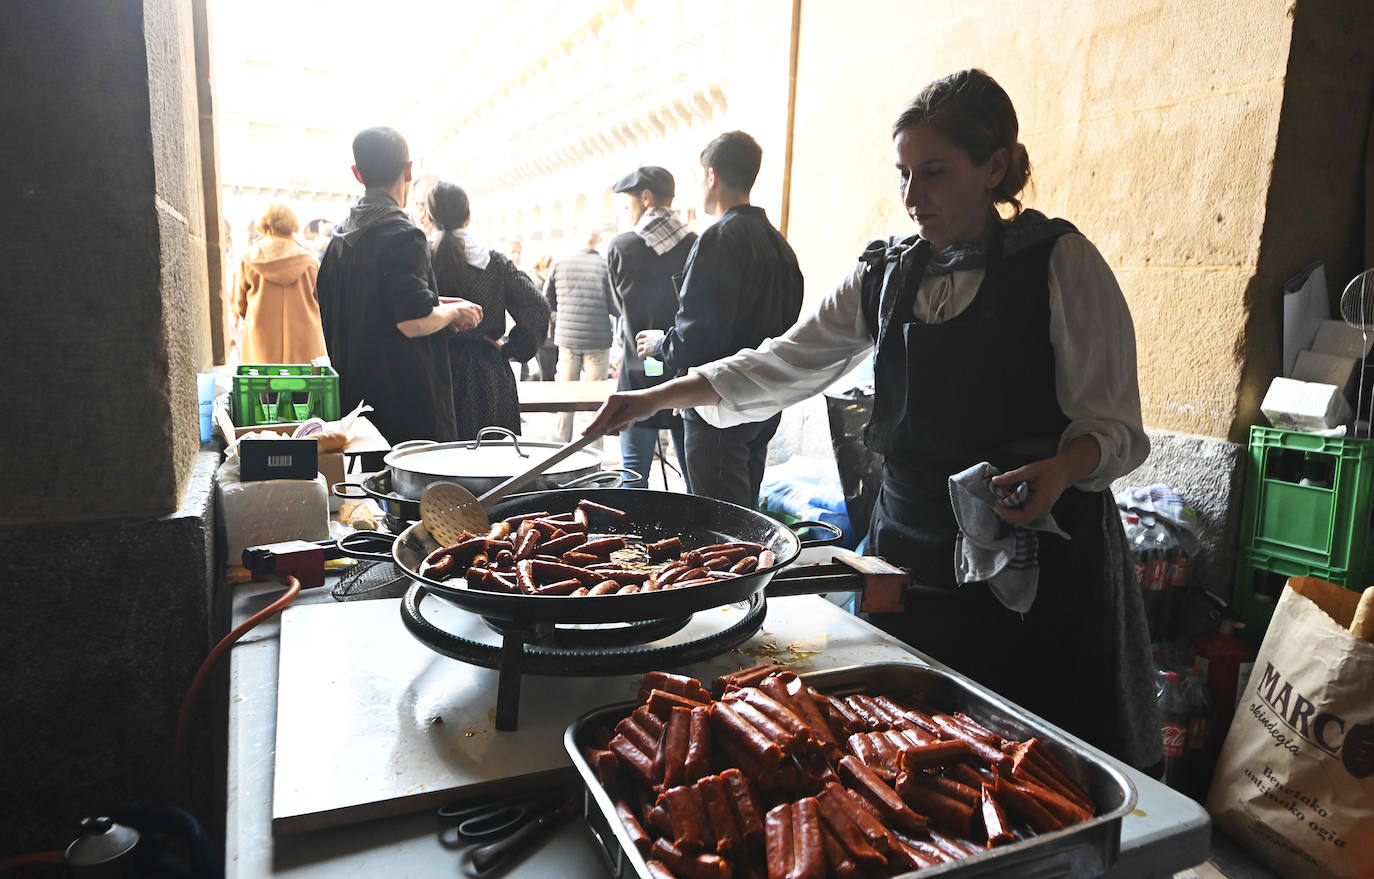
[317,127,481,447]
[544,229,618,442]
[607,166,698,489]
[637,131,803,507]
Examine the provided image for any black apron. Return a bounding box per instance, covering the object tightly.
[859,229,1118,751]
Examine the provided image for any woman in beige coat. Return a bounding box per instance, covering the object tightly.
[234,203,326,364]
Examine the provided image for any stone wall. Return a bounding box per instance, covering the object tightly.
[0,0,208,525]
[0,0,224,857]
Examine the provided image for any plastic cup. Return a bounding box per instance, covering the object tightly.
[644,356,664,377]
[197,373,215,443]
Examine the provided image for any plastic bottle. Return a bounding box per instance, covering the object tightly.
[1158,671,1190,790]
[1193,619,1257,743]
[1133,517,1168,638]
[1150,649,1170,699]
[1183,665,1214,797]
[1159,525,1189,639]
[1123,513,1144,587]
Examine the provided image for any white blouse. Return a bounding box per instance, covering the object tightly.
[692,233,1149,492]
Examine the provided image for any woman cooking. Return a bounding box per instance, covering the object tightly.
[588,69,1161,769]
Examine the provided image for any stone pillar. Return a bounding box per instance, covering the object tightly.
[0,0,224,855]
[0,0,209,524]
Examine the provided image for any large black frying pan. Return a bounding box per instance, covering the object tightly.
[341,488,842,624]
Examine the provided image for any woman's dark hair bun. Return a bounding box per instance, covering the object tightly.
[892,68,1030,215]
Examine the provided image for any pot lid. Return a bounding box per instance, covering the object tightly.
[65,816,139,866]
[385,439,603,480]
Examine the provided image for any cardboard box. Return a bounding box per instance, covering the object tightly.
[1292,349,1359,401]
[1261,377,1352,431]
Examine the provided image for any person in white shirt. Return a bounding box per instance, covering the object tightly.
[587,69,1161,769]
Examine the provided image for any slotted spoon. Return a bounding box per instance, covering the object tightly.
[420,430,605,545]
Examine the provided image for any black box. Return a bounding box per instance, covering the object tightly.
[239,438,319,482]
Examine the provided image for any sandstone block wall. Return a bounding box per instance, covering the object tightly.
[785,0,1373,443]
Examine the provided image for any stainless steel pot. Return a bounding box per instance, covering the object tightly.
[333,428,632,516]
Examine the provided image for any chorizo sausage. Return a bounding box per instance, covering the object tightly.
[648,839,730,879]
[897,739,975,772]
[578,536,628,556]
[730,556,759,574]
[614,799,652,856]
[697,775,741,854]
[608,733,656,786]
[764,802,794,879]
[980,786,1016,847]
[720,767,765,847]
[789,797,825,879]
[537,531,588,556]
[659,707,691,789]
[836,756,926,832]
[894,771,977,836]
[529,559,601,584]
[687,708,719,780]
[639,673,713,705]
[535,578,584,596]
[710,703,783,769]
[646,537,684,560]
[664,784,713,853]
[576,499,627,518]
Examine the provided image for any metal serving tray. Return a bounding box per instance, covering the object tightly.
[565,662,1137,878]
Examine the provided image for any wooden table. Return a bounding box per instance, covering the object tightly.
[517,379,615,413]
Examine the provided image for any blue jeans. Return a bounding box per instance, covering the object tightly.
[620,422,689,491]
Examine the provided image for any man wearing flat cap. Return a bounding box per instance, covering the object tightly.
[607,165,697,489]
[636,132,803,508]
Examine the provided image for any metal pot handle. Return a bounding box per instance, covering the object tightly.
[336,530,396,562]
[466,426,528,457]
[789,520,845,548]
[581,788,626,877]
[332,481,368,499]
[556,468,636,489]
[391,439,436,453]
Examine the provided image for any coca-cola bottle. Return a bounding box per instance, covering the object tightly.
[1158,670,1190,790]
[1184,665,1214,798]
[1133,517,1168,638]
[1164,531,1191,639]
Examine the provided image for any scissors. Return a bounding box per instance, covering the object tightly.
[437,789,568,842]
[437,789,576,874]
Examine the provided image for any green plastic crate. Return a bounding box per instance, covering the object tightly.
[1231,547,1364,637]
[230,364,340,427]
[1240,426,1374,574]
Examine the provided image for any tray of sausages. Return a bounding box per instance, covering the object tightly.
[564,662,1136,879]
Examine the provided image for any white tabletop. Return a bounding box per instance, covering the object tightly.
[226,572,1210,878]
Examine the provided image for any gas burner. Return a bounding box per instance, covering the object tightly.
[382,512,414,534]
[396,554,907,731]
[481,614,694,649]
[400,584,768,730]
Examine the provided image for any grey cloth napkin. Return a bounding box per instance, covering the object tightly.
[948,462,1069,613]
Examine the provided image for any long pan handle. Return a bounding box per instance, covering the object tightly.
[477,430,605,509]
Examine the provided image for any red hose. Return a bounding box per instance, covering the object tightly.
[0,851,61,872]
[173,575,301,773]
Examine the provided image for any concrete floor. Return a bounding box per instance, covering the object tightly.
[1173,828,1283,879]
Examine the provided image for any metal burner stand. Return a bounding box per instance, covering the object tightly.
[399,584,770,730]
[398,555,908,730]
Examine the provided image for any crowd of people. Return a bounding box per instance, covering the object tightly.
[229,68,1160,767]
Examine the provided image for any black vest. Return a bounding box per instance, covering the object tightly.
[860,228,1071,479]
